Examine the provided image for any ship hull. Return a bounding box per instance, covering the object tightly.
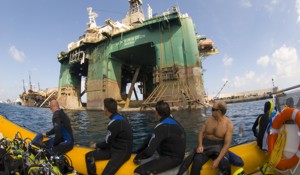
[57,11,207,110]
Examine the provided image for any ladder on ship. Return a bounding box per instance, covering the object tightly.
[141,81,197,110]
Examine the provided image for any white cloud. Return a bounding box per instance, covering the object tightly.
[9,46,25,62]
[271,0,279,5]
[231,70,256,88]
[247,45,300,90]
[221,78,228,83]
[263,0,281,13]
[245,71,255,79]
[271,45,299,78]
[240,0,252,8]
[222,56,233,66]
[297,0,300,23]
[228,71,274,91]
[256,45,299,79]
[257,55,270,67]
[232,76,244,88]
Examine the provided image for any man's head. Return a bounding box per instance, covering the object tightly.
[285,97,294,108]
[104,98,118,116]
[155,100,171,119]
[212,100,227,116]
[264,101,271,114]
[50,99,60,113]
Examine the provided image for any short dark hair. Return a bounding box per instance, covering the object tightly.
[104,98,118,114]
[155,100,170,118]
[286,97,294,108]
[264,101,271,114]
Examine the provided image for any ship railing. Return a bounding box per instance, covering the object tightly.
[69,50,85,64]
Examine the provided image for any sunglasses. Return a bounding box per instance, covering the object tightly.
[211,108,219,112]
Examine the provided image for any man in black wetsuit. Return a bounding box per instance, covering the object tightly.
[85,98,133,175]
[32,99,74,154]
[190,100,233,175]
[133,100,186,175]
[252,100,273,150]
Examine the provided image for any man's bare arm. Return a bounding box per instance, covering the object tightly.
[217,120,234,161]
[197,118,208,153]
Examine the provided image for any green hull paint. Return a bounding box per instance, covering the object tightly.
[57,8,213,110]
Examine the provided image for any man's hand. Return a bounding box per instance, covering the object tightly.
[196,146,203,153]
[89,141,96,149]
[42,133,47,137]
[211,158,220,169]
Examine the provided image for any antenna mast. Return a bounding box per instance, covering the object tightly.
[86,7,98,29]
[122,0,145,25]
[23,79,26,93]
[29,74,32,91]
[147,4,152,19]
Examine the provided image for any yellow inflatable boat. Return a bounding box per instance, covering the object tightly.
[0,115,267,174]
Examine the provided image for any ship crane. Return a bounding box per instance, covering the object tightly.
[214,80,228,100]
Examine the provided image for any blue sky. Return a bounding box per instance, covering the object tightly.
[1,0,300,101]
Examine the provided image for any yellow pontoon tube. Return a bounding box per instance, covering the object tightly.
[0,115,267,174]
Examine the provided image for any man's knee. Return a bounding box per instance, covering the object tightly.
[52,144,73,155]
[190,158,205,175]
[192,154,206,168]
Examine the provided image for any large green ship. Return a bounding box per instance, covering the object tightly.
[57,0,217,110]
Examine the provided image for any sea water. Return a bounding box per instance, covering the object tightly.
[3,87,300,151]
[0,100,271,151]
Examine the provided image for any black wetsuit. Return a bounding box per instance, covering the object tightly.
[32,109,74,154]
[134,117,186,175]
[85,114,133,175]
[190,137,231,175]
[252,113,269,149]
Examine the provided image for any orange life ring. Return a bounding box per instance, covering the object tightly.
[267,108,300,171]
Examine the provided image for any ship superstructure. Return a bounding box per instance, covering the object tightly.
[57,0,217,110]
